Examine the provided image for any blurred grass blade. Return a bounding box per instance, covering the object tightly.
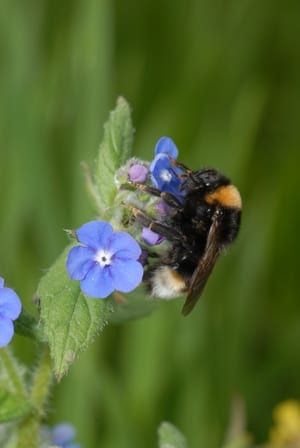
[158,422,188,448]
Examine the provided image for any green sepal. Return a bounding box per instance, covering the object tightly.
[37,246,113,380]
[158,422,188,448]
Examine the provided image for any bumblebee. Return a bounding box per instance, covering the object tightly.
[132,166,242,315]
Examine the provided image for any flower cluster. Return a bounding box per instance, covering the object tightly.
[0,277,21,348]
[66,136,184,300]
[150,137,185,201]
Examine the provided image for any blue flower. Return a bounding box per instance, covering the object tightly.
[0,278,21,348]
[155,136,179,158]
[66,221,144,299]
[150,137,185,201]
[50,423,81,448]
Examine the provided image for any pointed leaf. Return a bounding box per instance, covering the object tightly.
[95,96,134,213]
[158,422,188,448]
[37,246,113,380]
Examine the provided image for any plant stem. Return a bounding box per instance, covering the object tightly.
[17,345,53,448]
[0,348,26,397]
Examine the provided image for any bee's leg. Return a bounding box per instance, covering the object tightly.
[131,208,186,242]
[171,159,192,173]
[160,192,183,209]
[128,183,183,209]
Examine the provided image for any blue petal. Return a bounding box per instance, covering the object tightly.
[108,232,141,259]
[142,227,164,245]
[150,154,185,201]
[110,259,143,293]
[80,264,114,299]
[0,317,14,348]
[52,423,76,445]
[155,137,179,159]
[149,154,170,188]
[66,246,95,280]
[76,221,113,250]
[0,277,4,288]
[0,288,22,320]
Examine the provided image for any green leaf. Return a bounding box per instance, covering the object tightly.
[38,246,113,380]
[158,422,188,448]
[0,388,31,423]
[95,96,134,214]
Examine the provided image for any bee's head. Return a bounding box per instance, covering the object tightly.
[181,168,230,194]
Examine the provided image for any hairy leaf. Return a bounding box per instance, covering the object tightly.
[38,246,113,380]
[95,96,134,214]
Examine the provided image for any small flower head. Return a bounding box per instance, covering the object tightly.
[0,278,22,348]
[128,163,148,183]
[66,221,144,299]
[150,137,185,201]
[150,154,184,200]
[142,227,164,245]
[42,423,81,448]
[114,157,149,187]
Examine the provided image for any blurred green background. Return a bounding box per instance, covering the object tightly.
[1,0,300,447]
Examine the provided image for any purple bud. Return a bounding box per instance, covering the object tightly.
[142,227,164,245]
[155,200,170,215]
[128,164,148,183]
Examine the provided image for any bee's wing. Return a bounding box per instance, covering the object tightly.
[181,213,221,316]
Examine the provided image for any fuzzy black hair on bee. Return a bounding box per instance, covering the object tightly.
[132,166,242,315]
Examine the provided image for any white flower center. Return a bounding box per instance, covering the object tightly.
[94,249,113,267]
[159,169,172,183]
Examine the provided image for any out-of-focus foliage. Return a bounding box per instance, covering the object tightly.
[158,421,188,448]
[0,0,300,447]
[268,400,300,447]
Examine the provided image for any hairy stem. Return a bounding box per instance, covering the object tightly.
[0,348,26,397]
[17,345,53,448]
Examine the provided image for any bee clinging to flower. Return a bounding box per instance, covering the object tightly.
[125,137,242,315]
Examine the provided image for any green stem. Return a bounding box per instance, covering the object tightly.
[0,348,26,397]
[17,345,53,448]
[30,346,53,412]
